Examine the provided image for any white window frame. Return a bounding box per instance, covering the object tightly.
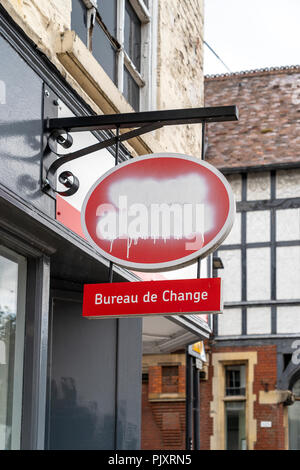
[80,0,157,111]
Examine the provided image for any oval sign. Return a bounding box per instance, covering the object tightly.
[81,153,235,271]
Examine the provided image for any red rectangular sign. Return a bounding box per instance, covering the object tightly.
[83,278,222,318]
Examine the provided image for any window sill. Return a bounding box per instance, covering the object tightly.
[55,30,161,156]
[148,392,185,402]
[223,395,246,402]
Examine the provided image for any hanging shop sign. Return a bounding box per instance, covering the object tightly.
[83,277,222,318]
[81,153,235,271]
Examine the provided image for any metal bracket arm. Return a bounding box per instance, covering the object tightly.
[42,105,238,197]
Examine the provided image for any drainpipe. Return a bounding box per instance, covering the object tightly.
[193,360,200,450]
[185,350,193,450]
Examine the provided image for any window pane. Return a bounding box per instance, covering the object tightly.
[247,307,271,335]
[247,248,270,300]
[247,211,270,243]
[276,169,300,199]
[0,247,26,449]
[247,172,270,200]
[225,401,246,450]
[218,309,242,336]
[277,246,300,299]
[125,0,141,71]
[289,397,300,449]
[219,250,241,302]
[277,209,300,241]
[288,380,300,449]
[293,380,300,398]
[162,366,178,393]
[71,0,88,45]
[98,0,117,37]
[225,365,246,396]
[123,67,140,110]
[277,307,300,334]
[93,21,117,83]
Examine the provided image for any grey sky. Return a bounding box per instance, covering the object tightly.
[204,0,300,75]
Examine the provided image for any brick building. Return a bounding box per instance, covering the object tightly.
[204,67,300,450]
[141,66,300,450]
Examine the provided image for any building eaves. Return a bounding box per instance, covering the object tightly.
[205,65,300,81]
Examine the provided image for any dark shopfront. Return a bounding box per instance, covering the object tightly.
[0,10,145,450]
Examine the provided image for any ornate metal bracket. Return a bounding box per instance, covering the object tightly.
[41,105,238,197]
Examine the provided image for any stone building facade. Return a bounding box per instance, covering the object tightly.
[0,0,208,450]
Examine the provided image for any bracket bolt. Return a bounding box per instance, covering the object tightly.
[44,90,50,97]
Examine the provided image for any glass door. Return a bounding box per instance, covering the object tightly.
[0,246,26,449]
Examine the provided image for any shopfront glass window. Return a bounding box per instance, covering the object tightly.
[0,246,26,449]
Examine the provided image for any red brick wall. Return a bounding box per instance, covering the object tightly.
[199,357,214,449]
[142,344,286,450]
[142,365,186,450]
[141,382,164,450]
[199,344,286,450]
[148,366,162,395]
[204,67,300,169]
[141,382,186,450]
[252,346,285,450]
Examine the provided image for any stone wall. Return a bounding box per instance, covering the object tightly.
[0,0,71,61]
[156,0,204,156]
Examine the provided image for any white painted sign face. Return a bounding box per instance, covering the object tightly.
[260,421,272,428]
[81,153,236,271]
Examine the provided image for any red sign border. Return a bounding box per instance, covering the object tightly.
[81,153,235,272]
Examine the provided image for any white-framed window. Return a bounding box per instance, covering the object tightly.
[224,364,247,450]
[71,0,157,111]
